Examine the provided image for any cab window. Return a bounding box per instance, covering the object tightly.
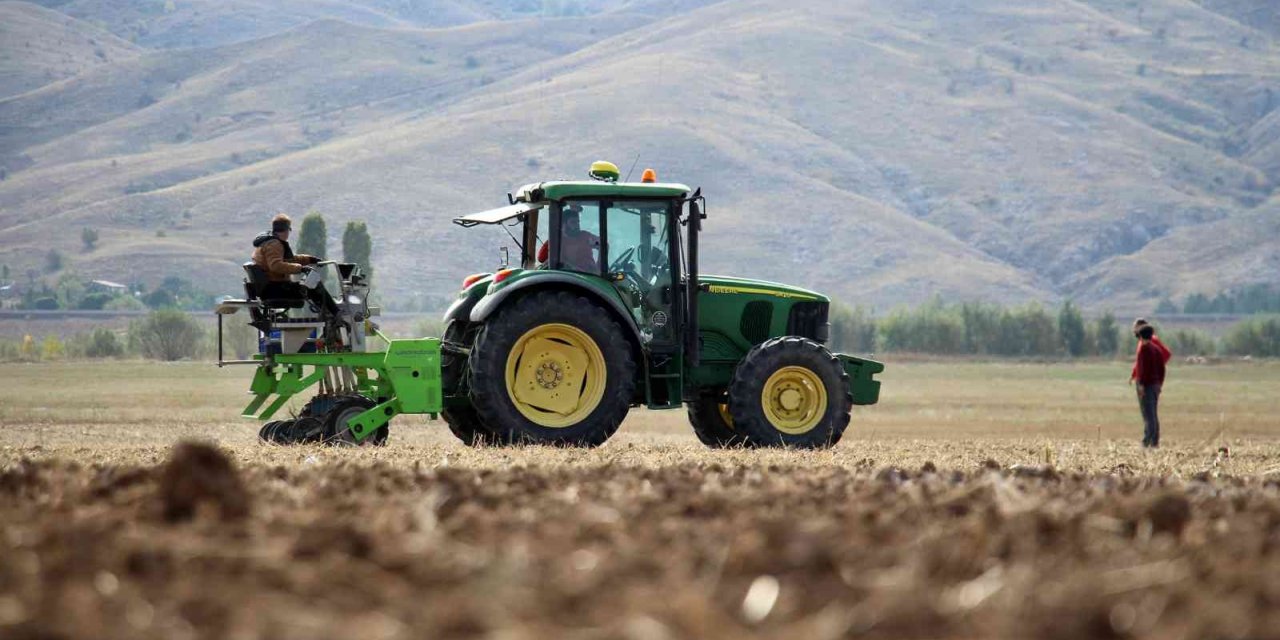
[558,201,602,274]
[605,200,674,342]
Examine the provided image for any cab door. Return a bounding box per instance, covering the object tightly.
[602,200,676,344]
[603,199,682,406]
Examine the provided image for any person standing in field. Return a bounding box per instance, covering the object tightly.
[1130,320,1171,448]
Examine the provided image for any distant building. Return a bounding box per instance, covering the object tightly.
[88,280,128,293]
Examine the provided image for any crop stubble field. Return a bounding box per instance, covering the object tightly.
[2,360,1280,639]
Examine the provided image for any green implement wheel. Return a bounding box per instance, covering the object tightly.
[468,290,635,447]
[687,392,747,448]
[323,396,389,447]
[727,337,851,449]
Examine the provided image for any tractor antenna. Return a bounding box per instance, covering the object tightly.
[623,153,641,182]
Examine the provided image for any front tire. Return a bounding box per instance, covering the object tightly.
[727,337,852,449]
[469,290,635,447]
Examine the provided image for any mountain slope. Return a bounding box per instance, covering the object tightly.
[0,1,140,100]
[2,0,1279,312]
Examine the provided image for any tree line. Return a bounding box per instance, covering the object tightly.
[0,310,249,362]
[1156,284,1280,316]
[829,298,1280,358]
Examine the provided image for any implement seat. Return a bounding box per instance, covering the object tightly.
[241,262,305,310]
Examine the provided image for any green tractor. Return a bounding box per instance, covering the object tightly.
[218,161,883,449]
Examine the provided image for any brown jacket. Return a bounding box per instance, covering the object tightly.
[251,236,316,282]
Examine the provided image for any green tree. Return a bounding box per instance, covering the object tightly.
[44,249,64,273]
[1165,329,1215,357]
[296,212,328,258]
[1,264,9,283]
[128,309,205,361]
[829,304,877,353]
[878,298,964,354]
[84,328,124,358]
[1057,300,1087,357]
[1154,297,1178,314]
[1092,312,1119,356]
[1221,316,1280,357]
[343,220,373,281]
[216,318,260,360]
[54,273,86,309]
[81,227,99,252]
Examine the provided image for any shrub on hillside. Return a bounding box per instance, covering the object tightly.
[129,310,205,361]
[41,335,65,360]
[85,328,125,358]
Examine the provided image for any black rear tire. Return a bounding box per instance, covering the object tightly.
[441,319,513,446]
[687,392,747,448]
[469,290,635,447]
[442,405,513,446]
[727,337,852,449]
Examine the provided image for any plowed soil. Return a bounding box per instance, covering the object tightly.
[2,361,1279,639]
[4,441,1280,640]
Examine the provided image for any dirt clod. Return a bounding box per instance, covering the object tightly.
[155,441,250,523]
[1146,493,1192,537]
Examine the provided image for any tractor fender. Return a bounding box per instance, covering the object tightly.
[469,273,645,353]
[443,290,483,328]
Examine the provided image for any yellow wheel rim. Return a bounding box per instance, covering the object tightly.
[504,323,607,428]
[760,366,827,435]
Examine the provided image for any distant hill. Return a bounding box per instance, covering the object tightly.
[2,0,1279,314]
[0,1,139,99]
[24,0,662,48]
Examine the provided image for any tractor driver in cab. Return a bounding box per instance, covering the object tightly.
[536,203,599,273]
[251,213,338,315]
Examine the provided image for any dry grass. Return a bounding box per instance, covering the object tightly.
[2,359,1278,475]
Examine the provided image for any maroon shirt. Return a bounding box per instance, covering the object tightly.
[1134,340,1167,386]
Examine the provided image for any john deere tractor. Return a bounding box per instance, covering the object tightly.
[218,161,882,449]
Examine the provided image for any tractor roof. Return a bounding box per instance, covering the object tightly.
[515,180,691,203]
[453,180,692,228]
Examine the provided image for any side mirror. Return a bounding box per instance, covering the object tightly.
[499,246,510,269]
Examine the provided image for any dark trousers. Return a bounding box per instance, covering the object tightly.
[1138,384,1161,447]
[262,282,339,316]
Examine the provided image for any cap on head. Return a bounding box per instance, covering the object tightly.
[272,213,292,233]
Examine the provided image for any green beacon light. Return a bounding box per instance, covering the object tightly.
[588,160,620,182]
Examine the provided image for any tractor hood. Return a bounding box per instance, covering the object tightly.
[698,275,828,302]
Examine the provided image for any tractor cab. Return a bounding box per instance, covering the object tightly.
[452,166,691,351]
